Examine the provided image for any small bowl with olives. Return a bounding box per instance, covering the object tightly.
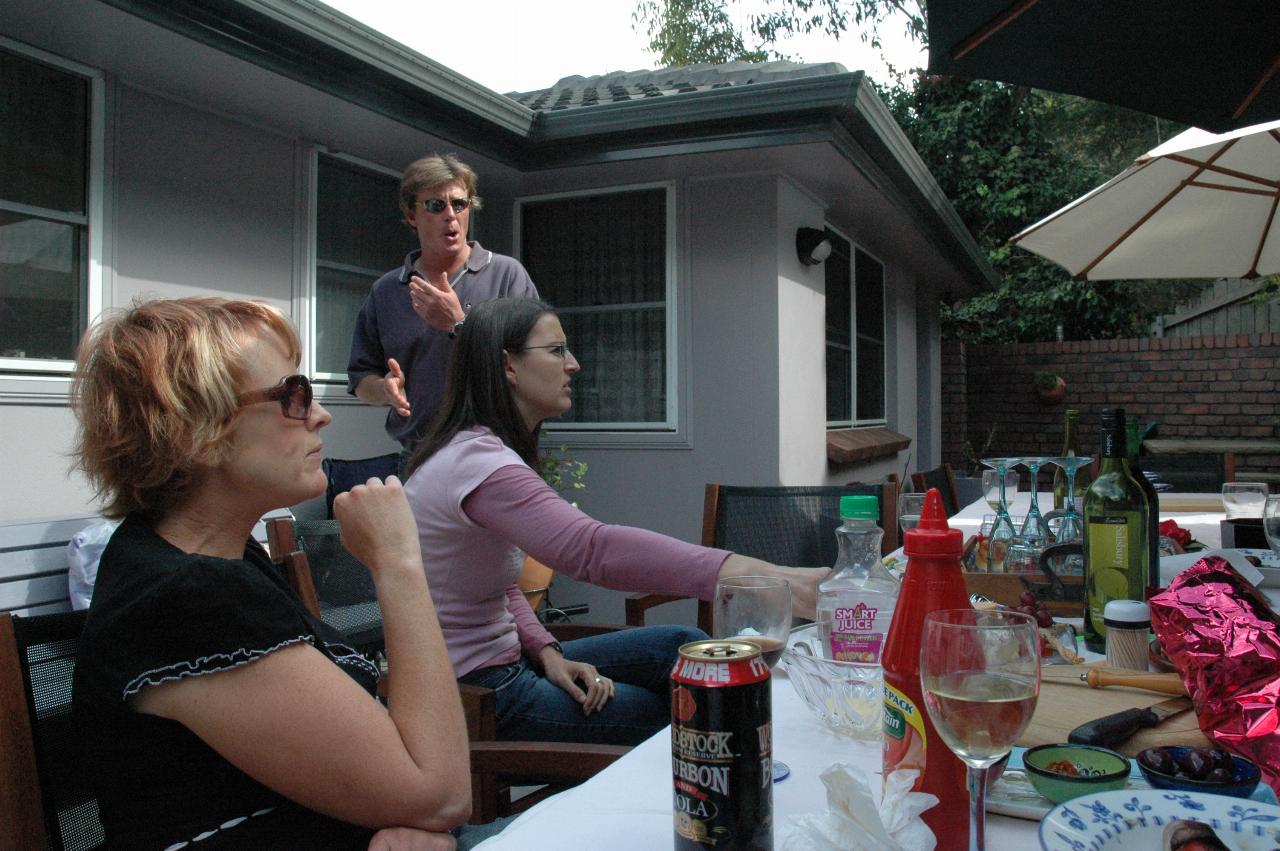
[1136,745,1260,798]
[1023,743,1130,803]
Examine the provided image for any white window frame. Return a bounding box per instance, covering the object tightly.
[300,146,408,395]
[513,181,681,440]
[825,224,888,429]
[0,36,104,392]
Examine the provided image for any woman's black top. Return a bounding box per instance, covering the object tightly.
[73,513,381,849]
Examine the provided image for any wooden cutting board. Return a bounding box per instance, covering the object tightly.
[1018,678,1209,756]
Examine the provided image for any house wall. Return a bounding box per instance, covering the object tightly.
[0,80,398,524]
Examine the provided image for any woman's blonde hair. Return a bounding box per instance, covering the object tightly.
[72,297,300,519]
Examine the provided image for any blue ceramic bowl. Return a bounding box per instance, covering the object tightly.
[1136,746,1261,798]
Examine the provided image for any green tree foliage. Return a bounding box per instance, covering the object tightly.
[632,0,1212,342]
[633,0,769,65]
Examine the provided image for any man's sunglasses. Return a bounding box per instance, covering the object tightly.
[416,197,472,215]
[238,374,313,420]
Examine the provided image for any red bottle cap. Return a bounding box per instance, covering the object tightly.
[903,488,963,557]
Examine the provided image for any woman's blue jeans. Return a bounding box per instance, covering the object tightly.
[458,624,706,746]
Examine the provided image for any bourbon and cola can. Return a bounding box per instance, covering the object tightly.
[670,639,772,850]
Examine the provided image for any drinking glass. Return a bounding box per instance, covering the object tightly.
[1223,482,1270,519]
[1264,496,1280,559]
[1046,455,1093,544]
[1013,457,1052,547]
[898,491,928,533]
[981,470,1018,512]
[920,609,1040,851]
[979,459,1021,571]
[713,576,791,667]
[714,576,792,778]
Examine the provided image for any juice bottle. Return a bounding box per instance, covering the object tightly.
[881,488,970,851]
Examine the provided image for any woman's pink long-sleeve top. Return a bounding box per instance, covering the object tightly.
[404,426,729,677]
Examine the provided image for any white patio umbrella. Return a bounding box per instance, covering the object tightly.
[1010,120,1280,280]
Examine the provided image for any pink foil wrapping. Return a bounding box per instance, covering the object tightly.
[1149,556,1280,788]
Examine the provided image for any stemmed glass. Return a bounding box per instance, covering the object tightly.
[1015,457,1052,547]
[714,576,792,777]
[1264,496,1280,560]
[979,459,1020,571]
[1047,455,1094,543]
[920,609,1040,851]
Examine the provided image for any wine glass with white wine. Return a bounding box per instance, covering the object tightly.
[920,608,1040,851]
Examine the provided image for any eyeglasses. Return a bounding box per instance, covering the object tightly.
[416,197,472,215]
[238,374,313,420]
[519,343,571,359]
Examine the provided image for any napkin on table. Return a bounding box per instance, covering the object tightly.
[784,765,938,851]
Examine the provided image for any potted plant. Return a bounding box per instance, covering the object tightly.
[1032,370,1066,403]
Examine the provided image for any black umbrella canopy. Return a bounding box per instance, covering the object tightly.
[927,0,1280,134]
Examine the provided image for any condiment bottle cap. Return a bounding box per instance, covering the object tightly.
[903,488,962,557]
[1103,599,1150,628]
[840,494,879,520]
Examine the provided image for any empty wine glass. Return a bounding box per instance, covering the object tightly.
[1046,455,1093,544]
[898,491,928,534]
[981,470,1018,512]
[979,459,1020,571]
[920,609,1040,851]
[1265,495,1280,559]
[1014,457,1052,547]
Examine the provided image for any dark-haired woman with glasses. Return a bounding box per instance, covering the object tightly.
[72,297,473,850]
[404,298,827,746]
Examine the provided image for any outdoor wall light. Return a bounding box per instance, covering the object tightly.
[796,227,833,266]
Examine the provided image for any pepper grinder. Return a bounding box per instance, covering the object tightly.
[1104,599,1151,670]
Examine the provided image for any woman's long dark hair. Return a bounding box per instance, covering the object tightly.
[406,297,554,476]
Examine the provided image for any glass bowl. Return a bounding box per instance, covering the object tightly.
[780,638,881,739]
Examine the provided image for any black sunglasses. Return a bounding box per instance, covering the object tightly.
[417,197,472,215]
[238,374,313,420]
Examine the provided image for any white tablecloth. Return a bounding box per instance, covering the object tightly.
[474,494,1236,850]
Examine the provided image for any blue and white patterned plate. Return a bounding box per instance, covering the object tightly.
[1039,789,1280,850]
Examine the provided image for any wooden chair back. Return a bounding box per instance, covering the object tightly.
[517,556,555,613]
[0,609,103,850]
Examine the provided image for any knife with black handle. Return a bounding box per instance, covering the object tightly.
[1067,696,1194,749]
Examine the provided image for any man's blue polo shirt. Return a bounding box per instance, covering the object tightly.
[346,242,538,448]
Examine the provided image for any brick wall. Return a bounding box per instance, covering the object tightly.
[941,333,1280,479]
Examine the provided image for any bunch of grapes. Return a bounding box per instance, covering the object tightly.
[1015,590,1055,628]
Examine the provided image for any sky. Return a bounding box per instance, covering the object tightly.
[320,0,927,94]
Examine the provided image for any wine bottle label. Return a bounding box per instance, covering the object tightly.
[1085,513,1145,640]
[883,683,926,784]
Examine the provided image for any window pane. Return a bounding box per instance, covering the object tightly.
[824,230,852,422]
[854,249,885,422]
[0,49,88,214]
[317,156,414,272]
[557,307,665,423]
[0,212,83,360]
[316,265,372,374]
[521,188,667,425]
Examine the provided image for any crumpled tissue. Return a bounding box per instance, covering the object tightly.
[783,765,938,851]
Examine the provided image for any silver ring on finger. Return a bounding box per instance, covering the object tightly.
[594,676,603,684]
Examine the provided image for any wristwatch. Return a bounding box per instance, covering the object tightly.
[448,316,465,339]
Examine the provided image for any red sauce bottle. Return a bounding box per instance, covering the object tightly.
[881,488,970,851]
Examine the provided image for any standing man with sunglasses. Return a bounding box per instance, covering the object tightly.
[348,153,538,452]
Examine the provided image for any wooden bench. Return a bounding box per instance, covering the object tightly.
[0,510,293,618]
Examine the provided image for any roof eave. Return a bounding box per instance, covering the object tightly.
[97,0,536,160]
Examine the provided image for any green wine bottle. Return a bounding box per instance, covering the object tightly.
[1082,408,1150,654]
[1126,415,1161,591]
[1052,409,1092,510]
